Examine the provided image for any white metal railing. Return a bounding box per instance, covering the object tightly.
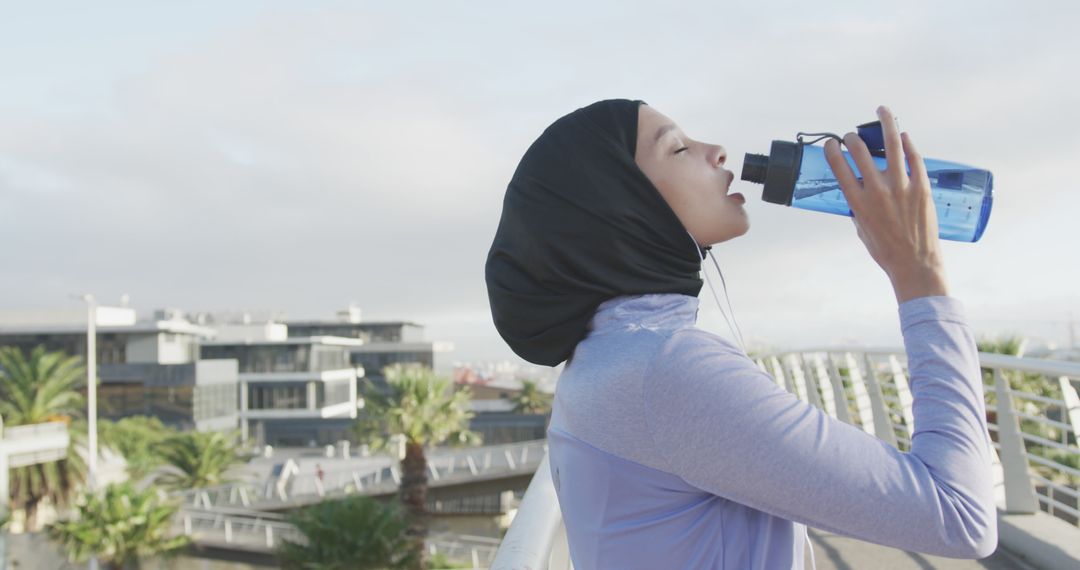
[492,348,1080,569]
[175,439,548,511]
[0,420,71,513]
[175,506,500,567]
[0,420,70,467]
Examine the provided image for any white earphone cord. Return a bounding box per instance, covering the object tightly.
[689,234,816,569]
[688,231,747,353]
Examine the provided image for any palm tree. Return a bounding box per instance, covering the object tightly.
[48,481,188,570]
[0,345,88,530]
[99,416,176,481]
[354,364,480,570]
[510,379,553,415]
[278,495,418,570]
[154,430,242,491]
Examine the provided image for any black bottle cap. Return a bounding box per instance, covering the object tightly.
[740,141,803,206]
[741,154,769,184]
[856,120,886,158]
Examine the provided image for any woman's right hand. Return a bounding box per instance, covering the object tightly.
[824,105,950,304]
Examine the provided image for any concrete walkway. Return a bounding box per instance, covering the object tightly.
[806,528,1039,570]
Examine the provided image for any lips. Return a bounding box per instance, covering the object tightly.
[722,169,739,200]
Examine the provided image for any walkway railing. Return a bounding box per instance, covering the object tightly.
[175,505,500,567]
[176,439,548,511]
[0,420,70,513]
[491,348,1080,569]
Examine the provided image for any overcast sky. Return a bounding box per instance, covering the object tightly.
[2,0,1077,366]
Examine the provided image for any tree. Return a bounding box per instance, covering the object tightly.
[48,481,188,570]
[154,431,242,491]
[278,495,418,570]
[99,416,176,481]
[354,364,480,570]
[510,379,553,415]
[0,345,88,530]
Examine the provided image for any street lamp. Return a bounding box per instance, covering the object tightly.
[72,293,99,570]
[72,294,98,491]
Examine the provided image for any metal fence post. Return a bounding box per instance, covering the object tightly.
[811,353,837,418]
[862,353,898,447]
[844,353,876,435]
[825,354,853,425]
[888,355,915,440]
[994,368,1039,513]
[798,354,824,410]
[1060,376,1080,445]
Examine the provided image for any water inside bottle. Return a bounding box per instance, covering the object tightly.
[793,145,993,242]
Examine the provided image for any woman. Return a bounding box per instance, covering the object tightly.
[485,99,996,569]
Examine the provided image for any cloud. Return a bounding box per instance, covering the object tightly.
[2,1,1077,364]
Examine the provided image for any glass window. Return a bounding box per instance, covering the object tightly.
[316,379,353,407]
[149,386,193,424]
[194,383,238,421]
[248,382,308,410]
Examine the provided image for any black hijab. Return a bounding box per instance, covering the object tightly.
[484,98,709,367]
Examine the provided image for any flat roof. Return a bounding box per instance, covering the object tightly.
[348,341,444,352]
[284,320,423,328]
[200,335,365,347]
[0,320,216,337]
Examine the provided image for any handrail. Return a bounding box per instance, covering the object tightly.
[756,346,1080,377]
[492,348,1080,568]
[489,454,570,570]
[176,439,548,510]
[0,421,68,439]
[175,505,500,565]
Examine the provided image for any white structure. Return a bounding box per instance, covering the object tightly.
[199,336,366,446]
[0,421,70,511]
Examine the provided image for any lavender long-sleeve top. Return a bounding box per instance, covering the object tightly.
[547,293,997,569]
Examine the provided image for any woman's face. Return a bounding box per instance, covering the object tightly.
[635,104,749,247]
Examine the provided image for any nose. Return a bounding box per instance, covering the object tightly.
[709,144,727,167]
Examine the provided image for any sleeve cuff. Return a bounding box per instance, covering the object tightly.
[898,295,968,333]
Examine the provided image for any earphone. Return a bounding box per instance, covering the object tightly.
[688,229,817,568]
[688,229,748,354]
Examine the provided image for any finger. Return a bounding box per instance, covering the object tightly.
[877,105,908,187]
[852,216,866,241]
[824,138,864,214]
[901,132,928,184]
[843,131,884,189]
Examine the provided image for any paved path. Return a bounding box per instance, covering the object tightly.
[805,528,1040,570]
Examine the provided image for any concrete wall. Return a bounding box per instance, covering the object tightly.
[124,333,159,363]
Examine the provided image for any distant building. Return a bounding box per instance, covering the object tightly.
[0,303,457,447]
[453,366,554,445]
[200,334,364,447]
[284,306,453,384]
[0,307,239,432]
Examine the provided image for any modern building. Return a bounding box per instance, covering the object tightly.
[284,304,455,385]
[0,307,240,432]
[199,332,365,447]
[0,303,456,447]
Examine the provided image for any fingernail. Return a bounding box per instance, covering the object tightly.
[877,105,886,116]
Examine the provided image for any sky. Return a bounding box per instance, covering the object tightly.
[2,0,1078,366]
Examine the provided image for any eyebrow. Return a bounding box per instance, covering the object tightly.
[653,123,678,145]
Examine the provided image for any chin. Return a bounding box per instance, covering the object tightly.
[722,220,752,244]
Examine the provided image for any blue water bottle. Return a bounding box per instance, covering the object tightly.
[740,120,993,242]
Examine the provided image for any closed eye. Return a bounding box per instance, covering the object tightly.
[674,147,688,154]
